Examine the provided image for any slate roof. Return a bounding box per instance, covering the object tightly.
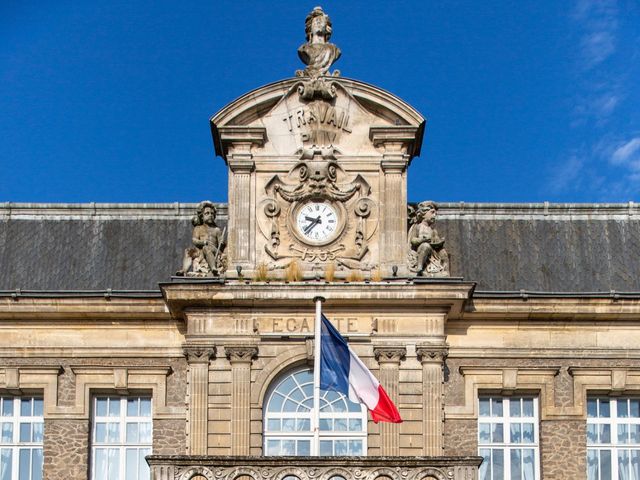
[1,202,638,293]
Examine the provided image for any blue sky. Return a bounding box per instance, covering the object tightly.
[1,0,639,203]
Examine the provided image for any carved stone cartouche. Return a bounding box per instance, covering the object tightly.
[407,201,450,277]
[176,201,227,277]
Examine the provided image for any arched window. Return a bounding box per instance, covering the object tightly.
[264,368,367,456]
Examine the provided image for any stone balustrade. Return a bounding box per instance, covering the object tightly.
[147,455,482,480]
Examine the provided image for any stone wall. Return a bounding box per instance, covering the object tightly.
[540,420,586,479]
[43,419,89,480]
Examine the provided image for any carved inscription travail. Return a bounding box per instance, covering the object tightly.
[282,105,352,145]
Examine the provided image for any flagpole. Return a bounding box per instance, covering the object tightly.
[312,295,324,456]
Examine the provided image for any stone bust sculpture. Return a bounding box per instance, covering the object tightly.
[176,201,226,277]
[297,6,341,78]
[409,201,449,277]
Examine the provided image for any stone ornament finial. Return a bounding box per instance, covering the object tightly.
[176,201,227,277]
[297,6,341,79]
[407,201,450,277]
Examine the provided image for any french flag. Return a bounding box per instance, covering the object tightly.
[319,314,402,423]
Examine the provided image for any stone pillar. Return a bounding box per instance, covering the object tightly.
[184,345,215,455]
[374,346,406,456]
[217,126,265,273]
[417,345,448,456]
[225,345,258,455]
[369,126,418,273]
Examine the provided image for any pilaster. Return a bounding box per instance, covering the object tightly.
[183,344,215,455]
[225,345,258,455]
[417,345,448,456]
[373,346,406,456]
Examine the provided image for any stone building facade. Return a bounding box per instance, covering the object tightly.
[2,7,640,480]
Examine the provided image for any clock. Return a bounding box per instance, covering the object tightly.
[294,201,340,244]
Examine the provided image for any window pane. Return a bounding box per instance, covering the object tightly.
[631,450,640,479]
[600,400,610,418]
[335,440,347,455]
[268,393,284,412]
[266,439,280,455]
[296,419,310,431]
[297,440,310,456]
[139,423,151,444]
[107,423,120,443]
[32,448,43,480]
[631,400,640,418]
[1,424,12,443]
[619,400,629,418]
[140,399,151,418]
[278,377,296,396]
[127,398,139,417]
[349,440,362,455]
[18,449,30,480]
[20,400,31,417]
[510,398,521,417]
[33,423,43,443]
[320,440,332,456]
[619,424,629,444]
[33,400,43,418]
[1,401,13,418]
[492,449,504,479]
[283,400,298,412]
[479,398,490,417]
[510,449,521,480]
[96,399,108,417]
[600,424,611,444]
[95,423,107,443]
[587,398,597,418]
[267,419,280,432]
[600,449,611,480]
[347,400,361,412]
[492,423,503,443]
[108,448,119,480]
[631,425,640,444]
[522,449,535,480]
[95,448,108,479]
[139,448,150,479]
[281,440,295,455]
[479,423,490,444]
[334,418,347,431]
[510,423,521,444]
[522,399,534,417]
[282,418,295,432]
[319,419,332,431]
[349,418,362,432]
[126,449,137,480]
[108,399,120,417]
[126,423,139,443]
[619,450,630,479]
[522,423,534,443]
[479,449,491,480]
[19,424,31,442]
[492,398,503,417]
[587,449,599,480]
[587,424,597,445]
[1,448,12,480]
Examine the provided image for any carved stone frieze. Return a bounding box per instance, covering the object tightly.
[374,346,407,364]
[408,201,450,277]
[183,345,216,364]
[147,456,481,480]
[224,345,258,364]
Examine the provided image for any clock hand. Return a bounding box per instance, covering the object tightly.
[305,215,322,223]
[303,216,321,234]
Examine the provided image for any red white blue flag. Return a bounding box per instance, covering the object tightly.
[319,314,402,423]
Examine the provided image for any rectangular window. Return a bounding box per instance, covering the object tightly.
[0,396,44,480]
[91,396,152,480]
[478,396,540,480]
[587,397,640,480]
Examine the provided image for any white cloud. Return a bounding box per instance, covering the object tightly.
[572,0,619,68]
[611,137,640,165]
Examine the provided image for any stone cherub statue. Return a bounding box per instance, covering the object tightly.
[408,201,449,277]
[297,6,341,78]
[176,201,226,277]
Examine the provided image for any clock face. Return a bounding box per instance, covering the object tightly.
[295,201,339,244]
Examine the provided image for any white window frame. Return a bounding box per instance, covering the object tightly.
[263,368,367,456]
[478,395,540,480]
[0,396,44,480]
[90,396,152,480]
[587,397,640,480]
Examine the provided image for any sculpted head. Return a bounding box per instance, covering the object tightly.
[417,201,438,225]
[305,6,332,42]
[196,201,217,226]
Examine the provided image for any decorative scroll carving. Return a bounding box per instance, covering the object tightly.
[416,345,449,364]
[408,201,450,277]
[224,345,258,364]
[374,347,407,364]
[176,201,227,277]
[295,7,341,100]
[183,345,215,364]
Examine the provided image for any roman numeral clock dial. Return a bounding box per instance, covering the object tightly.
[295,201,339,244]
